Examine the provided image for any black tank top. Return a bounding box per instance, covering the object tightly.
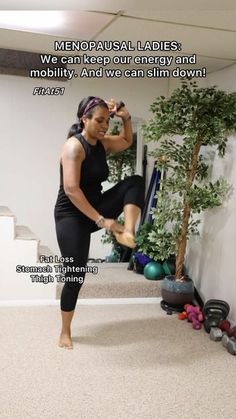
[54,134,109,217]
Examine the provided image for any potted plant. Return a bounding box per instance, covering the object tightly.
[142,80,236,307]
[133,222,153,273]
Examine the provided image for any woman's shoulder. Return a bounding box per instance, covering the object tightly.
[61,136,86,160]
[65,134,84,147]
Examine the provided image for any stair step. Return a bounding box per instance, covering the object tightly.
[37,245,55,262]
[38,245,55,257]
[15,225,39,241]
[0,206,15,217]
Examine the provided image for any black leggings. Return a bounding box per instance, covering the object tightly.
[55,175,145,311]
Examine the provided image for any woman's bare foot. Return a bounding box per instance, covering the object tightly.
[58,332,73,349]
[114,229,136,249]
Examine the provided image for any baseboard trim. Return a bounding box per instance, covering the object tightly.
[0,297,162,307]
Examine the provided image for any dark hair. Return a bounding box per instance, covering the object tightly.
[67,96,108,138]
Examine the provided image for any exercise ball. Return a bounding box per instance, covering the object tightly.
[144,261,165,280]
[105,250,119,262]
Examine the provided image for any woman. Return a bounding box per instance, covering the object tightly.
[54,96,145,349]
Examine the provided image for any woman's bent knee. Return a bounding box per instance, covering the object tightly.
[127,174,144,184]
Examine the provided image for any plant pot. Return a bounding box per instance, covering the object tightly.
[161,275,194,306]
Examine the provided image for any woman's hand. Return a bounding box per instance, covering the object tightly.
[106,98,130,121]
[102,98,132,153]
[102,218,125,233]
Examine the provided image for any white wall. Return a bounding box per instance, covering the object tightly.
[2,49,235,317]
[186,64,236,322]
[1,43,235,318]
[0,69,168,260]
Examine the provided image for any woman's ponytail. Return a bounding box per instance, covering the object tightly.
[67,121,83,139]
[67,96,107,139]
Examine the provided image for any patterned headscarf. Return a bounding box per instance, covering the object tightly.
[83,97,108,116]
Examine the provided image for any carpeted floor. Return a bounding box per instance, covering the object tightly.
[56,264,162,299]
[0,302,236,419]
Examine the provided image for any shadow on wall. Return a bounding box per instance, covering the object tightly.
[186,140,236,298]
[186,206,230,294]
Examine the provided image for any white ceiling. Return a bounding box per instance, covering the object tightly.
[0,7,235,73]
[1,0,236,11]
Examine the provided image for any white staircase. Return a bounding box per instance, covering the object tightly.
[0,206,57,301]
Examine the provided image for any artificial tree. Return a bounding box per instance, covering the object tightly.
[140,80,236,281]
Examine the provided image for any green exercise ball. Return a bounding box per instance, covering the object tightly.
[106,250,119,263]
[144,261,165,280]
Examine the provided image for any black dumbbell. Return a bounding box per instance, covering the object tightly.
[203,299,230,333]
[109,101,125,118]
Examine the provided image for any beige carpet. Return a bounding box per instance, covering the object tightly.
[56,264,162,299]
[0,303,236,419]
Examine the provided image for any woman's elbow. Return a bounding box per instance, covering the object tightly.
[64,185,80,198]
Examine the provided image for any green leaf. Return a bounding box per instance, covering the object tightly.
[140,80,235,268]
